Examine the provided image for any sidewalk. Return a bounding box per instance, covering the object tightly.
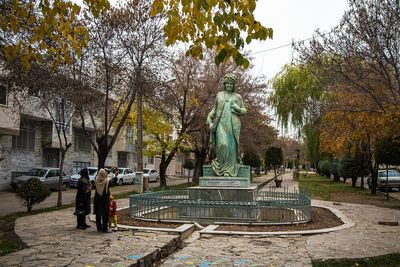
[0,173,399,266]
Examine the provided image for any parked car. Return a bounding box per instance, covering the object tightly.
[69,167,99,188]
[368,169,400,190]
[11,167,70,191]
[111,168,136,186]
[143,168,158,182]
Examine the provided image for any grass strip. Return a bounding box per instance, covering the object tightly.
[299,173,371,201]
[312,253,400,267]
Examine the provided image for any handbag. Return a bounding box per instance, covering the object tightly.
[73,209,86,216]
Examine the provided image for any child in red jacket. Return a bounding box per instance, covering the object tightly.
[108,194,118,231]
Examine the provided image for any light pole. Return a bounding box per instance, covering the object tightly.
[137,77,176,192]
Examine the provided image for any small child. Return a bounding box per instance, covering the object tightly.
[108,194,118,231]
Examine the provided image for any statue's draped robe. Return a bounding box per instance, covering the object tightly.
[208,91,246,176]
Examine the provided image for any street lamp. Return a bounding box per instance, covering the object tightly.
[137,77,176,192]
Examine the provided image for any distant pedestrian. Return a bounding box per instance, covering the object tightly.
[74,168,92,230]
[108,194,118,231]
[94,168,111,233]
[112,167,120,186]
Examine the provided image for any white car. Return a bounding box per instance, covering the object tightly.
[376,170,400,190]
[143,168,158,182]
[112,168,136,186]
[69,167,98,188]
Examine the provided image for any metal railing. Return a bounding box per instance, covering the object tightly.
[129,188,311,225]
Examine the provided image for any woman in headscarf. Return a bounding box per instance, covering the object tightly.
[75,168,92,229]
[93,168,111,232]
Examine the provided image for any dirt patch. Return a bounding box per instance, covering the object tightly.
[117,208,182,229]
[331,192,400,209]
[217,207,342,232]
[117,206,343,232]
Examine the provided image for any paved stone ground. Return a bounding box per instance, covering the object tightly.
[0,172,399,267]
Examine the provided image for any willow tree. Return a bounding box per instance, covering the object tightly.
[268,64,326,168]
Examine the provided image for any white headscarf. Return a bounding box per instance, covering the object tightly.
[94,168,110,196]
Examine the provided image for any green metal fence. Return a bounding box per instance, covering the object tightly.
[129,187,311,225]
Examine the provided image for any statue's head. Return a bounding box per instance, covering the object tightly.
[223,74,237,92]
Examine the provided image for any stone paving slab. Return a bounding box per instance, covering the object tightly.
[0,199,181,267]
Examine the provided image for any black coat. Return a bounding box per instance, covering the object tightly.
[93,185,110,216]
[75,179,91,215]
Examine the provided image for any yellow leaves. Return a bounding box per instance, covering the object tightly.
[153,0,272,68]
[2,0,109,70]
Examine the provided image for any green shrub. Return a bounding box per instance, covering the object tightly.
[318,160,331,178]
[16,178,51,212]
[329,158,340,182]
[242,150,261,168]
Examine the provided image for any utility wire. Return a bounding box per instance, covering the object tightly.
[249,30,334,56]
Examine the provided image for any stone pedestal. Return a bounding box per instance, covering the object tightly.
[199,165,251,188]
[190,164,255,201]
[188,185,258,201]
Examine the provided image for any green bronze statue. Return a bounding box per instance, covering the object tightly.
[206,74,247,177]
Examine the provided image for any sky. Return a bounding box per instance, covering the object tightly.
[246,0,349,81]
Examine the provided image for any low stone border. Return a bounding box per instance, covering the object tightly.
[89,206,195,239]
[198,204,355,236]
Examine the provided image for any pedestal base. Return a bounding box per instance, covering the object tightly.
[188,185,258,201]
[200,165,251,188]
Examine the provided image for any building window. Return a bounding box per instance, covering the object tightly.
[72,161,90,175]
[118,152,127,168]
[177,155,182,163]
[74,129,91,152]
[0,83,7,106]
[12,121,35,150]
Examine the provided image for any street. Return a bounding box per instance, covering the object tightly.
[0,176,191,216]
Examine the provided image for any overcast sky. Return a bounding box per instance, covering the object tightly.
[246,0,349,81]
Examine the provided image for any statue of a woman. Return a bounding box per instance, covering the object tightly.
[206,74,247,177]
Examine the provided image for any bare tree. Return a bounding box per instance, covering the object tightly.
[2,59,83,206]
[296,0,400,114]
[76,0,166,169]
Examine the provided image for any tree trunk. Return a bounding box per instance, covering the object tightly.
[342,177,347,184]
[159,154,167,187]
[386,165,389,200]
[193,148,207,185]
[369,163,378,195]
[96,135,109,169]
[351,177,357,187]
[27,202,32,213]
[360,175,364,189]
[333,174,340,182]
[57,150,67,207]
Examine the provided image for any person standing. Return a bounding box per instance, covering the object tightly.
[94,168,111,233]
[75,168,92,229]
[108,194,118,231]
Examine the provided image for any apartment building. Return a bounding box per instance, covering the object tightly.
[0,82,190,190]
